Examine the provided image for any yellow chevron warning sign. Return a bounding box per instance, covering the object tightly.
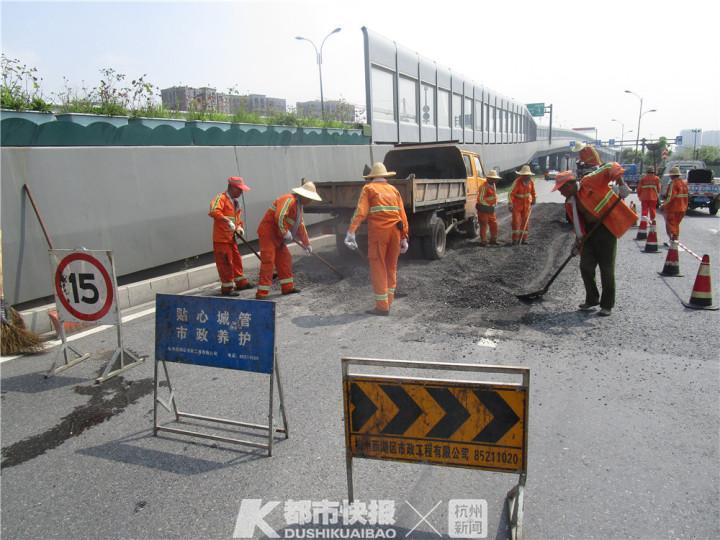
[343,376,527,473]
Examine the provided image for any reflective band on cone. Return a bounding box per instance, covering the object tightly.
[643,223,659,253]
[636,214,648,240]
[658,239,683,277]
[682,254,719,310]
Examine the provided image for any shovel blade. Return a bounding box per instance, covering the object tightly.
[516,289,546,302]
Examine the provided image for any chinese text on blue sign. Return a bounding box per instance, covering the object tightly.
[155,294,275,373]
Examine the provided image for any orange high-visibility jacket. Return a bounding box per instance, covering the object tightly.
[578,146,601,167]
[209,192,243,243]
[348,181,409,238]
[477,179,497,208]
[566,162,637,238]
[259,193,310,246]
[663,178,689,212]
[638,174,661,202]
[510,178,536,210]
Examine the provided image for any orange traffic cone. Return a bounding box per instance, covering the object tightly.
[658,239,683,276]
[636,213,648,240]
[683,255,719,310]
[643,222,659,253]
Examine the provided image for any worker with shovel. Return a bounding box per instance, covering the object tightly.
[209,176,253,296]
[345,162,409,316]
[553,164,636,316]
[255,180,321,299]
[509,165,536,245]
[476,169,501,246]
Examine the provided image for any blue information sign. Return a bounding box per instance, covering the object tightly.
[155,294,275,374]
[608,139,615,146]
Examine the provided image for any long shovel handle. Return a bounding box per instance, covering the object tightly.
[234,233,262,261]
[23,184,54,250]
[295,240,344,278]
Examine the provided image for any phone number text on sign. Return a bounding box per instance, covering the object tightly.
[52,251,117,324]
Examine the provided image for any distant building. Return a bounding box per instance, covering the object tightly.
[678,129,720,150]
[296,100,356,122]
[160,86,286,116]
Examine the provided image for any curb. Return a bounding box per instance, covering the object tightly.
[19,234,336,335]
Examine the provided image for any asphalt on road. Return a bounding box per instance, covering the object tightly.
[2,179,719,539]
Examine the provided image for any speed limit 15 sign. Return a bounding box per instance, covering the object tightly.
[50,250,118,324]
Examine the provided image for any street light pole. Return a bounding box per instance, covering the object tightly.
[691,128,701,159]
[624,90,643,164]
[611,118,624,161]
[295,27,341,120]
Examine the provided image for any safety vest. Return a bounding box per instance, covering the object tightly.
[477,179,497,208]
[638,175,661,202]
[663,178,689,213]
[510,178,536,210]
[569,162,637,238]
[349,180,410,237]
[259,193,309,246]
[209,192,243,243]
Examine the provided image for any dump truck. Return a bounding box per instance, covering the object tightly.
[304,143,487,259]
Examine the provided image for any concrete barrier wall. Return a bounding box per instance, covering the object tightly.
[1,141,543,305]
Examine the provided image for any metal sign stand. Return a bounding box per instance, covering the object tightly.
[45,322,91,377]
[342,357,529,540]
[153,348,288,456]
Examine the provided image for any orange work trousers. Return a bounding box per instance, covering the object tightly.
[665,211,685,241]
[640,200,657,223]
[368,227,401,312]
[477,212,498,242]
[256,223,295,297]
[511,207,531,243]
[213,242,249,289]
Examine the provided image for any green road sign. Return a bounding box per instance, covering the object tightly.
[526,103,545,117]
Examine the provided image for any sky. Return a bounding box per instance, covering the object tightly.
[2,0,719,142]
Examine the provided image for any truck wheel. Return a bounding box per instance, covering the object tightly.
[710,198,720,216]
[422,217,446,259]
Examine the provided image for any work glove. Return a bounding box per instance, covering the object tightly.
[344,231,358,251]
[235,225,245,237]
[571,240,581,257]
[304,244,313,254]
[531,199,536,205]
[400,238,409,254]
[283,230,293,243]
[226,218,236,231]
[508,204,513,211]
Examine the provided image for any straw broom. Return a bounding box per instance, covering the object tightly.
[0,230,42,355]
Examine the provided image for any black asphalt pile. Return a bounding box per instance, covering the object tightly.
[295,202,575,330]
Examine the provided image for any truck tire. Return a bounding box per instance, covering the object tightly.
[422,217,446,260]
[710,198,719,216]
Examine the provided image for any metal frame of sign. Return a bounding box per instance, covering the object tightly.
[153,352,288,455]
[47,249,146,382]
[342,357,529,540]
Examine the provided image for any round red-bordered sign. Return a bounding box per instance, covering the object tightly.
[54,252,114,322]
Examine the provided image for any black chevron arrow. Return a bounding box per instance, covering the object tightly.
[473,390,520,443]
[426,387,470,439]
[350,383,377,431]
[380,385,423,435]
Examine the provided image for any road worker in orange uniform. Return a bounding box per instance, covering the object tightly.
[509,165,536,244]
[661,166,689,241]
[637,167,661,223]
[209,176,253,296]
[255,180,321,299]
[476,169,501,246]
[345,162,409,316]
[553,163,637,316]
[573,142,602,171]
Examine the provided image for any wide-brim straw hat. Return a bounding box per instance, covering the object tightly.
[486,169,502,180]
[551,171,577,192]
[292,179,322,201]
[572,142,587,152]
[228,176,251,191]
[515,164,533,176]
[363,162,396,179]
[668,166,681,176]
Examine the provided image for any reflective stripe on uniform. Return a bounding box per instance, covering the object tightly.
[233,275,245,281]
[257,285,271,291]
[514,193,531,198]
[375,293,388,301]
[369,205,401,213]
[388,288,396,294]
[278,198,292,231]
[593,189,615,213]
[279,277,294,285]
[222,281,234,287]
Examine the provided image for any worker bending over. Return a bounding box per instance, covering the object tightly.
[637,167,661,223]
[552,164,636,316]
[509,165,536,244]
[661,166,688,241]
[208,176,253,296]
[345,162,409,316]
[476,169,501,246]
[255,180,321,299]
